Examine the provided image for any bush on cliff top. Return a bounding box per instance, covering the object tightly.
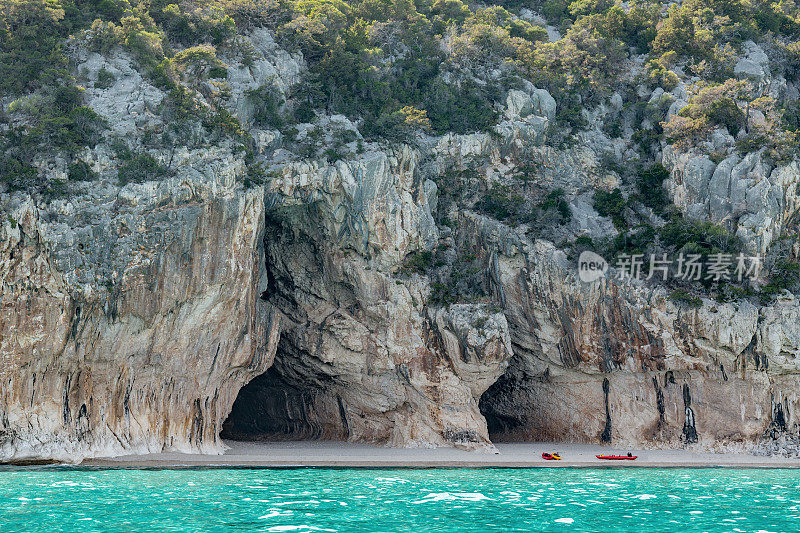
[5,0,800,197]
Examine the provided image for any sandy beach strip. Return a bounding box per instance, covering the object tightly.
[77,441,800,469]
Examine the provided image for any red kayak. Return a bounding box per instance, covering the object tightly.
[596,454,637,460]
[542,452,562,460]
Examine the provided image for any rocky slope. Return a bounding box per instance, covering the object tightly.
[2,27,800,462]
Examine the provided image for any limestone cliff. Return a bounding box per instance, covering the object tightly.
[1,175,279,460]
[2,26,800,463]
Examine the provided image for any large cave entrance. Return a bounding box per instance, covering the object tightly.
[220,341,350,442]
[221,206,354,442]
[221,205,332,442]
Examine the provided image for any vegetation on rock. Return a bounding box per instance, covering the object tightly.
[2,0,799,303]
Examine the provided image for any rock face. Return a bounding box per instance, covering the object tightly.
[0,119,516,460]
[3,30,800,463]
[222,148,514,449]
[461,214,800,448]
[1,176,279,461]
[734,41,771,88]
[663,147,800,255]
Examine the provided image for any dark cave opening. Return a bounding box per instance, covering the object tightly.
[222,207,352,442]
[478,363,526,440]
[220,347,350,442]
[221,366,303,441]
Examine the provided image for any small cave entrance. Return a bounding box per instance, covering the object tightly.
[479,369,525,441]
[220,348,350,442]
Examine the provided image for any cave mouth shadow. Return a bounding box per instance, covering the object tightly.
[220,363,349,442]
[478,369,524,442]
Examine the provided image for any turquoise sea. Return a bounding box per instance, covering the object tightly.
[1,467,799,532]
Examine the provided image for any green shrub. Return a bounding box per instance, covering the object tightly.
[0,154,40,192]
[760,259,800,302]
[117,153,168,185]
[537,188,571,222]
[659,215,741,258]
[782,102,800,132]
[247,84,287,129]
[568,0,612,18]
[87,19,125,55]
[664,80,748,146]
[27,88,107,149]
[645,57,679,90]
[159,3,236,46]
[401,250,434,275]
[468,6,547,42]
[37,105,107,152]
[0,0,69,94]
[783,40,800,80]
[540,0,571,26]
[68,160,97,181]
[43,178,69,198]
[419,78,498,135]
[428,252,486,306]
[272,1,510,140]
[604,223,656,259]
[594,188,626,229]
[164,84,201,121]
[365,106,432,143]
[174,44,226,80]
[2,85,106,194]
[705,98,746,136]
[429,0,471,28]
[656,0,798,64]
[208,65,228,79]
[658,215,742,290]
[203,108,247,140]
[478,184,525,223]
[242,160,267,188]
[110,136,133,160]
[527,24,626,103]
[95,67,116,89]
[217,0,291,33]
[120,6,166,65]
[636,164,669,215]
[669,289,703,308]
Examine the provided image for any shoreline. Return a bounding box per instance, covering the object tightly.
[63,441,800,469]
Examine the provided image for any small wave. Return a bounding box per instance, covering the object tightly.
[265,526,336,532]
[50,481,80,487]
[412,492,491,504]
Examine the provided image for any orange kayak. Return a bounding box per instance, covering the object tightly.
[596,455,637,460]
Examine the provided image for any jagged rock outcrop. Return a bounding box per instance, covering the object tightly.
[221,147,514,449]
[222,28,304,128]
[663,147,800,255]
[734,41,771,89]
